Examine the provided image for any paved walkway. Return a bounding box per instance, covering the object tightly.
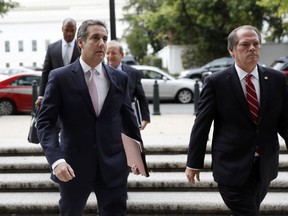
[0,114,196,147]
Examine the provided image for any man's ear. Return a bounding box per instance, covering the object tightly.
[77,38,83,49]
[229,49,234,57]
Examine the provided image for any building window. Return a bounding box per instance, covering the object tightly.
[5,41,10,52]
[45,39,50,50]
[18,40,24,52]
[32,40,37,51]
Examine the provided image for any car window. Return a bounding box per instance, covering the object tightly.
[140,69,163,80]
[271,62,285,71]
[204,58,234,69]
[10,76,40,86]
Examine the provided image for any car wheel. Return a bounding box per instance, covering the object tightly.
[176,89,193,104]
[0,99,16,115]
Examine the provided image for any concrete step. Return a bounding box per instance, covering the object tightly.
[0,140,287,155]
[0,172,287,192]
[1,154,288,173]
[0,191,287,215]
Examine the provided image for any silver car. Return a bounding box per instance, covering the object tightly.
[132,65,199,104]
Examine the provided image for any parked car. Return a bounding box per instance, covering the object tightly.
[122,55,137,65]
[0,72,41,115]
[179,57,234,79]
[270,56,288,75]
[132,65,199,104]
[0,67,38,76]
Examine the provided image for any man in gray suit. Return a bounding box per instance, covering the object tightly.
[185,25,288,215]
[35,18,80,107]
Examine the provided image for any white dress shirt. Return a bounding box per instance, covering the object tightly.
[62,39,75,64]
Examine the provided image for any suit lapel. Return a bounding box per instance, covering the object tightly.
[257,65,270,124]
[99,64,115,116]
[228,66,253,122]
[70,60,96,117]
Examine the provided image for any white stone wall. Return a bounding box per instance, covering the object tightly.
[0,0,127,68]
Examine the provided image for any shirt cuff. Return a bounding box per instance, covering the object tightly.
[186,166,200,171]
[52,159,66,174]
[37,96,43,99]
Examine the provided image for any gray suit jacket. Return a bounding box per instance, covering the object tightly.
[39,39,80,96]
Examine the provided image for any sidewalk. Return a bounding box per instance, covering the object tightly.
[0,114,196,147]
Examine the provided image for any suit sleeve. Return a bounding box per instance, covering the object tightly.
[39,46,53,96]
[36,70,64,167]
[133,69,150,122]
[121,74,143,145]
[277,75,288,150]
[186,76,215,169]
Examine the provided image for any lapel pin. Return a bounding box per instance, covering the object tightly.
[264,76,268,80]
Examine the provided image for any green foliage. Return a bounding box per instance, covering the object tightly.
[142,55,162,68]
[0,1,19,17]
[122,0,288,67]
[257,0,288,42]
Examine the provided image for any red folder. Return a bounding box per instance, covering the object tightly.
[121,133,149,177]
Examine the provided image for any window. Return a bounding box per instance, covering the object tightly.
[5,41,10,52]
[10,76,40,86]
[32,40,37,51]
[45,39,50,50]
[18,40,24,52]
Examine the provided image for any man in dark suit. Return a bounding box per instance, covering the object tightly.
[37,19,142,215]
[185,25,288,215]
[106,40,150,130]
[35,18,80,107]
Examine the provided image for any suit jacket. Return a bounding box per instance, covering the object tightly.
[121,64,150,122]
[39,39,80,96]
[37,59,142,188]
[187,64,288,187]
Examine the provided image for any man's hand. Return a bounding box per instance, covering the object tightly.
[54,162,75,182]
[140,120,149,130]
[35,97,43,109]
[185,168,200,184]
[131,164,140,175]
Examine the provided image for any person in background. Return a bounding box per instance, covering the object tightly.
[185,25,288,215]
[35,17,80,107]
[37,19,142,215]
[106,40,150,130]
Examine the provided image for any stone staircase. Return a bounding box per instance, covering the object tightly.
[0,140,287,215]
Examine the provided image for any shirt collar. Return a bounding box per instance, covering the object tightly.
[117,63,123,71]
[62,38,75,47]
[80,57,103,74]
[235,63,259,81]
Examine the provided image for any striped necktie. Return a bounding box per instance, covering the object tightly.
[245,74,259,124]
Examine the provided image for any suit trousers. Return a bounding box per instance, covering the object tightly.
[58,176,127,216]
[218,157,270,216]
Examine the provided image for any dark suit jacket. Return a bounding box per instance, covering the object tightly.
[39,39,80,96]
[187,64,288,187]
[122,64,150,122]
[37,59,142,188]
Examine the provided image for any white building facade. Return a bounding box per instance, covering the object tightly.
[0,0,127,68]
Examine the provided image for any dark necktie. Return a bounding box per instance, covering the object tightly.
[245,74,259,124]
